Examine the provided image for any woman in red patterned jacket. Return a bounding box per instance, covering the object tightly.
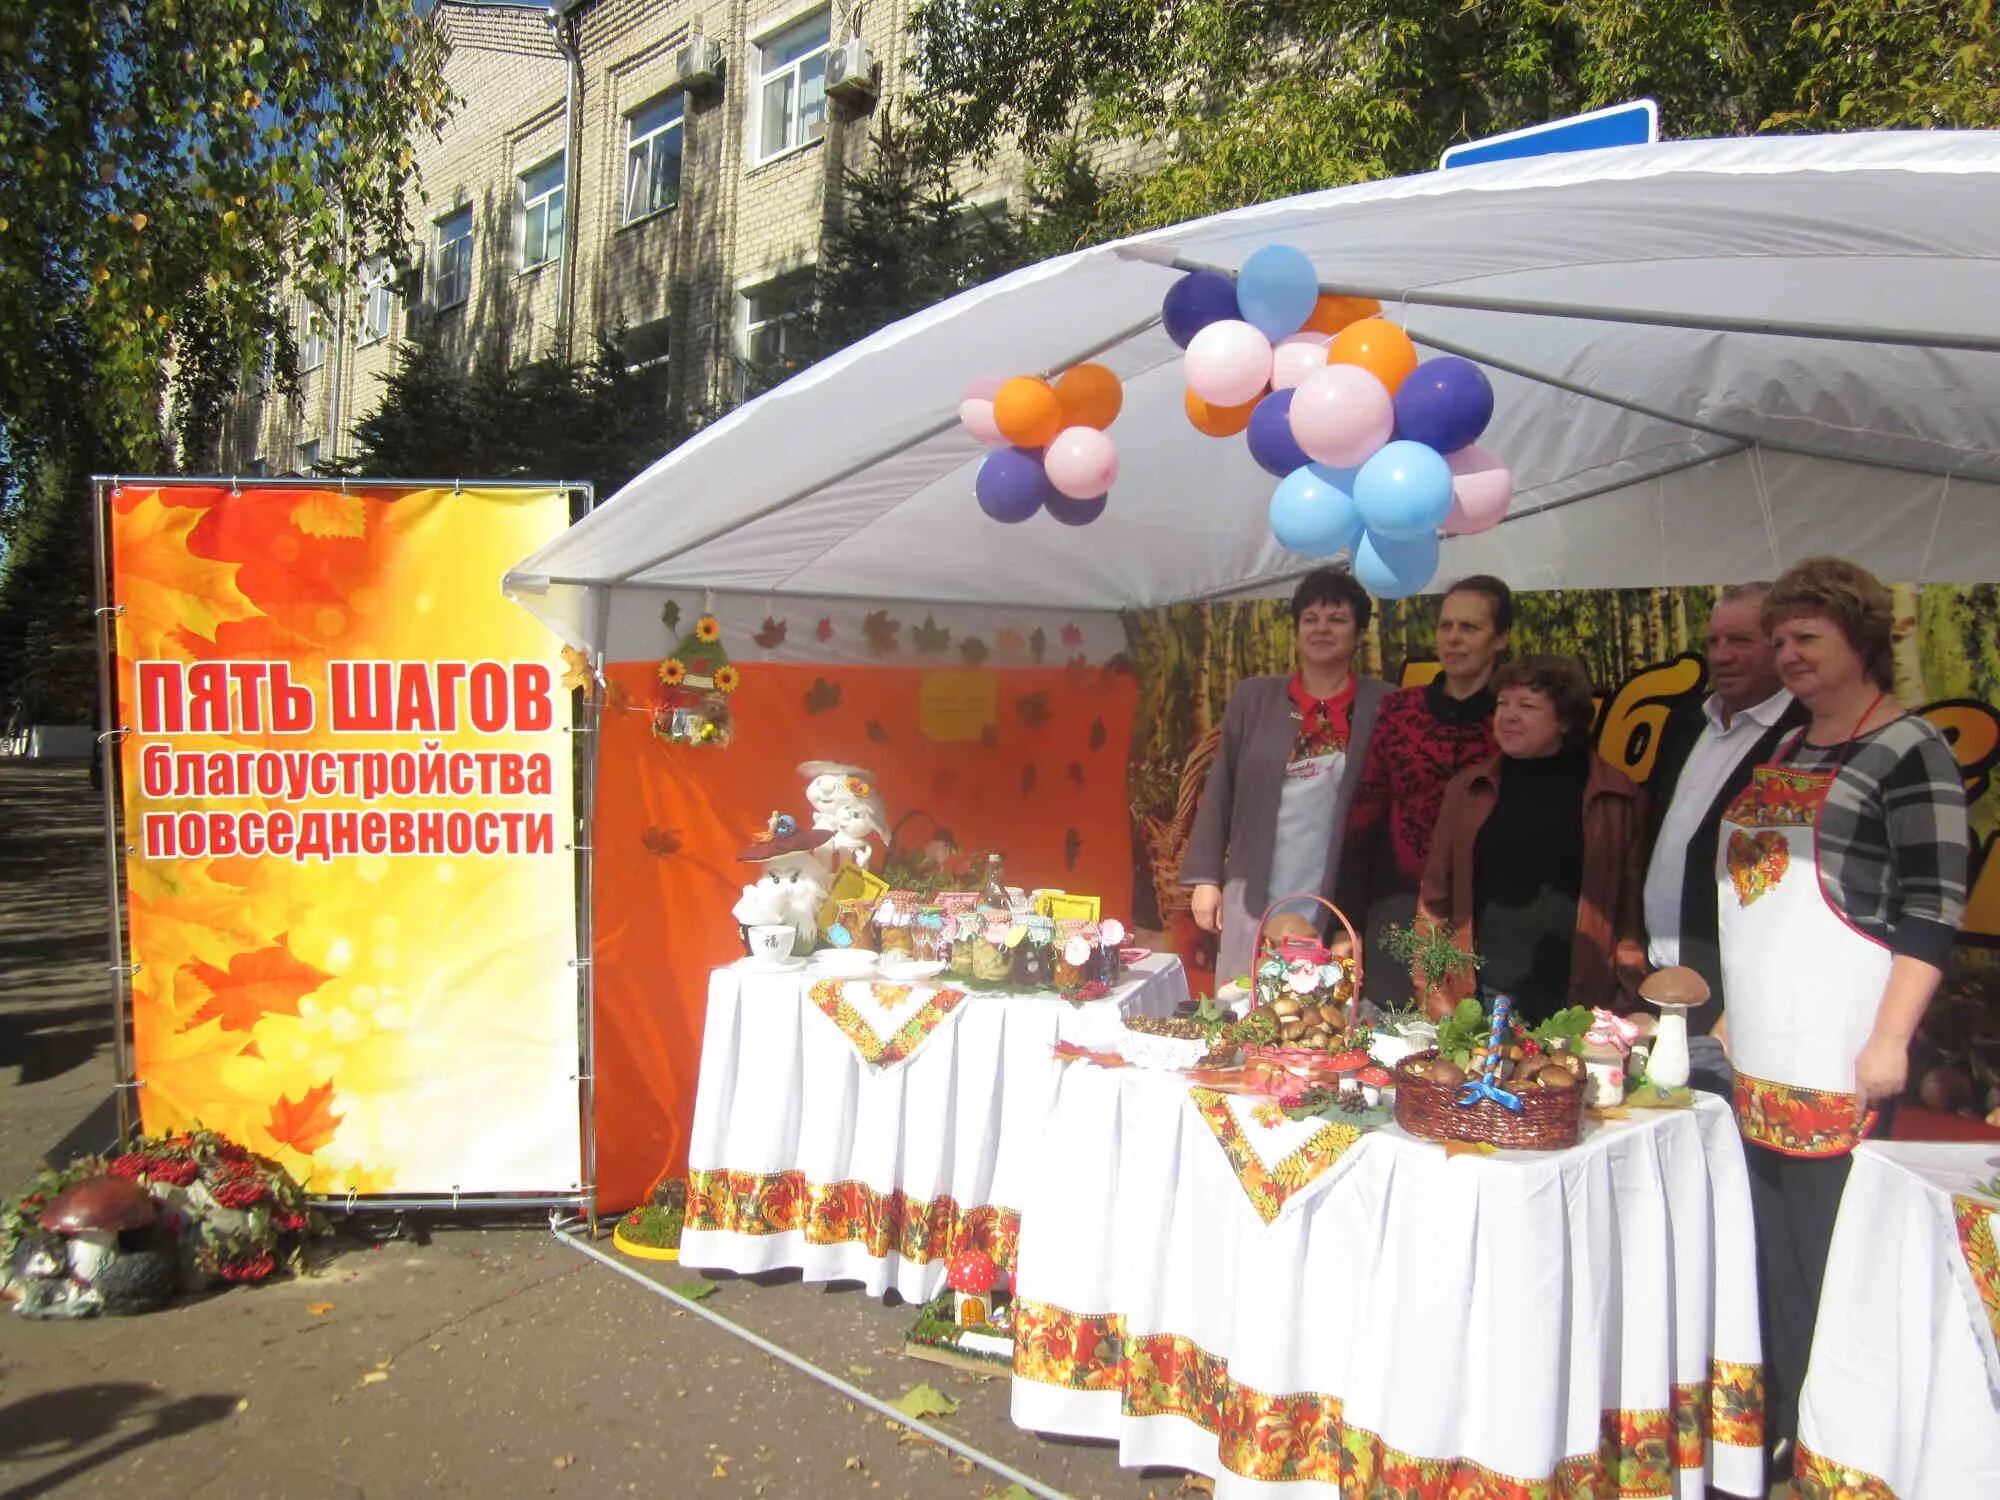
[1335,575,1511,1006]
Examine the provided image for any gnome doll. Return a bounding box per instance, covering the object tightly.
[730,813,835,953]
[797,761,887,870]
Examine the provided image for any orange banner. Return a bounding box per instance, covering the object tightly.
[108,482,580,1196]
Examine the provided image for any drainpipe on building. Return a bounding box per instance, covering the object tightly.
[327,204,349,464]
[548,1,586,363]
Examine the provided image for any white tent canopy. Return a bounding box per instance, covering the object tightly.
[508,131,2000,647]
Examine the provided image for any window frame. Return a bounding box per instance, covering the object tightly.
[435,207,474,310]
[298,308,327,373]
[738,270,814,373]
[751,9,831,164]
[624,92,685,225]
[357,259,394,346]
[519,153,566,272]
[297,439,321,474]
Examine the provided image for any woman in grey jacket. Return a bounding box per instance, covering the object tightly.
[1180,569,1390,985]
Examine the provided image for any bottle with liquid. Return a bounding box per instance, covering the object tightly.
[980,852,1009,911]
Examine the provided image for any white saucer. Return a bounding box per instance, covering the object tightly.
[734,955,807,974]
[810,950,880,978]
[880,959,948,983]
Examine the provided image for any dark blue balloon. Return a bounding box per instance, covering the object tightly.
[1162,271,1241,349]
[976,447,1053,523]
[1391,357,1495,455]
[1247,390,1311,477]
[1045,492,1107,526]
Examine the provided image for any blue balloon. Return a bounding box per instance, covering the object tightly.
[1162,271,1241,349]
[1352,528,1439,600]
[1235,244,1320,340]
[1246,390,1311,477]
[1353,439,1454,540]
[977,447,1053,523]
[1392,356,1495,455]
[1268,464,1363,558]
[1045,492,1107,526]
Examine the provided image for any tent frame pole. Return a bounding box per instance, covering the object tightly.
[1166,254,2000,356]
[91,478,137,1146]
[575,575,609,1231]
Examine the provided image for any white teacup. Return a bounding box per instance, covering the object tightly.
[746,924,796,962]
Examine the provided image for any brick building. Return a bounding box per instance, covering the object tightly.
[224,0,991,475]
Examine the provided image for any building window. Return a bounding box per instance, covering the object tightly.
[740,272,813,374]
[625,93,684,223]
[245,457,268,478]
[754,10,829,163]
[358,260,393,345]
[520,155,566,270]
[435,207,473,309]
[299,309,327,373]
[622,316,673,373]
[298,440,321,473]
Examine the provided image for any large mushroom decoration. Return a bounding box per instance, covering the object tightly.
[946,1247,999,1328]
[15,1175,178,1318]
[1637,967,1710,1090]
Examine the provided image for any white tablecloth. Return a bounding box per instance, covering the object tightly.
[679,954,1189,1300]
[1797,1141,2000,1498]
[1010,1067,1766,1498]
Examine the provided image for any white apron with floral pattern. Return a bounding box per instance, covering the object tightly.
[1715,726,1887,1156]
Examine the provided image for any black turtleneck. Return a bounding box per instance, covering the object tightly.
[1424,675,1496,727]
[1473,745,1590,1024]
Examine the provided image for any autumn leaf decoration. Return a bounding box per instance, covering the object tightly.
[1068,761,1086,787]
[994,627,1026,659]
[1089,717,1108,751]
[959,637,989,667]
[559,645,595,700]
[1064,828,1083,870]
[1029,627,1048,664]
[1015,690,1052,729]
[182,934,331,1033]
[864,719,891,744]
[1021,764,1038,793]
[815,616,834,642]
[641,826,683,857]
[912,615,951,654]
[268,1080,344,1155]
[862,610,902,658]
[752,615,788,650]
[1061,623,1083,647]
[805,677,843,714]
[660,600,682,633]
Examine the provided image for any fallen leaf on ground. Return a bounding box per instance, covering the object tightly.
[306,1302,334,1316]
[552,1454,575,1470]
[235,1398,251,1412]
[674,1277,718,1301]
[359,1371,389,1386]
[891,1382,959,1419]
[711,1460,729,1478]
[847,1364,873,1377]
[987,1486,1034,1500]
[843,1455,866,1472]
[951,1457,974,1476]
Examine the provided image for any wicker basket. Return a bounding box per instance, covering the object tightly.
[1392,1049,1583,1151]
[1251,893,1363,1005]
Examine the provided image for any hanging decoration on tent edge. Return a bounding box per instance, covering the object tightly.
[653,612,739,747]
[1163,248,1517,599]
[959,363,1123,526]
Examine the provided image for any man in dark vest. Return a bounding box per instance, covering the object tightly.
[1643,582,1809,1065]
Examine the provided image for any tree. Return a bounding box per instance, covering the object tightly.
[336,333,684,501]
[0,1,449,722]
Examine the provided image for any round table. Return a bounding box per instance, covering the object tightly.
[679,953,1189,1299]
[1010,1064,1766,1498]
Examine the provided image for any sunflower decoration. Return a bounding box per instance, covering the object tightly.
[713,664,741,695]
[695,614,722,644]
[652,609,738,747]
[658,657,687,686]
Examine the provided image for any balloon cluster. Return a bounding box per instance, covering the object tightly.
[959,364,1123,526]
[1168,250,1514,598]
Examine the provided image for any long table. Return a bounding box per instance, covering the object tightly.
[678,953,1189,1300]
[1797,1141,2000,1497]
[1010,1065,1766,1499]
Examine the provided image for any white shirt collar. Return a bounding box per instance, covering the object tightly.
[1702,686,1793,734]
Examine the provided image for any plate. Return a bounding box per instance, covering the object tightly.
[733,955,807,974]
[880,959,948,983]
[810,950,880,977]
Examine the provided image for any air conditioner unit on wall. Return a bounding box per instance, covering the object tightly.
[676,36,723,93]
[824,37,876,102]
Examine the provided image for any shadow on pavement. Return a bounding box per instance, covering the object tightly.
[0,1384,240,1500]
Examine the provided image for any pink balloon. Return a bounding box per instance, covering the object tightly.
[1443,443,1513,534]
[1044,426,1119,500]
[1269,333,1332,391]
[1184,319,1273,408]
[964,372,1006,401]
[1288,364,1394,468]
[959,396,1005,446]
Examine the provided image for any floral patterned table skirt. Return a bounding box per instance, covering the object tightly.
[1010,1069,1767,1499]
[678,955,1188,1301]
[1796,1143,2000,1499]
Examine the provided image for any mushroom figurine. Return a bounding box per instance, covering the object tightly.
[945,1248,999,1328]
[1355,1065,1394,1108]
[1637,967,1710,1090]
[17,1175,177,1318]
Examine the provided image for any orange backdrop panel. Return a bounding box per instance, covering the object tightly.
[590,660,1139,1211]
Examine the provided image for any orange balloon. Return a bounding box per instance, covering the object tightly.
[1303,294,1382,336]
[993,376,1065,447]
[1184,386,1259,437]
[1054,363,1124,430]
[1328,317,1418,393]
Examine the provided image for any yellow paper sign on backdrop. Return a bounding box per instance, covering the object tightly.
[1039,893,1102,922]
[819,863,890,931]
[919,670,998,742]
[109,482,580,1198]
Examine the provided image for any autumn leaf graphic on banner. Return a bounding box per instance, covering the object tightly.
[139,1016,257,1131]
[182,935,332,1033]
[269,1080,344,1155]
[113,493,259,659]
[290,488,369,540]
[959,637,989,667]
[862,610,902,657]
[912,615,951,654]
[752,615,788,650]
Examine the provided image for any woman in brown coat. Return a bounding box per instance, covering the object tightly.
[1417,655,1647,1023]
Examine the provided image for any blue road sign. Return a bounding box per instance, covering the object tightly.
[1440,100,1659,171]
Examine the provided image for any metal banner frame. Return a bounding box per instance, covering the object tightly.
[90,475,601,1223]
